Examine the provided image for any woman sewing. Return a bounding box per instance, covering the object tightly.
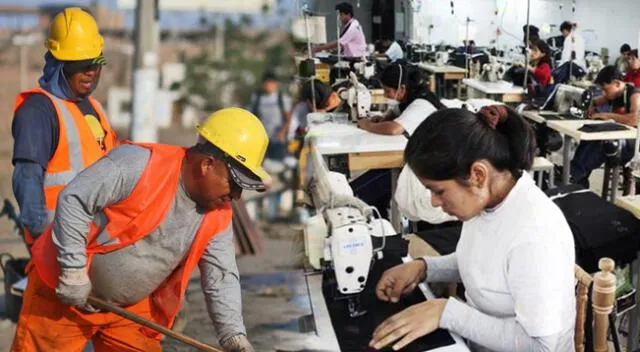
[357,62,445,137]
[528,39,553,90]
[370,106,576,351]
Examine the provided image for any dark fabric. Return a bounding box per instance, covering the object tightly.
[415,224,463,256]
[552,61,587,84]
[12,161,47,238]
[12,93,100,168]
[570,140,635,187]
[545,185,640,273]
[577,123,629,133]
[350,169,392,220]
[322,240,456,351]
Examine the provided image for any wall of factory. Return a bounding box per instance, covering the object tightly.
[411,0,640,59]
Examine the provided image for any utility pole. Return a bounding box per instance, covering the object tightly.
[130,0,160,142]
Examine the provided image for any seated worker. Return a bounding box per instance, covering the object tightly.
[300,79,349,114]
[357,63,445,136]
[570,65,640,187]
[375,38,404,63]
[370,106,576,351]
[624,49,640,87]
[617,43,632,74]
[311,2,367,58]
[526,39,554,99]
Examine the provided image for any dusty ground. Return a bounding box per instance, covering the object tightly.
[0,126,324,352]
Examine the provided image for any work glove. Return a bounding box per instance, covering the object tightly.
[56,267,92,307]
[220,334,255,352]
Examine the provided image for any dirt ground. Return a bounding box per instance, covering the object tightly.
[0,126,326,352]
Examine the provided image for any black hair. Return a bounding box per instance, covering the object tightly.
[262,70,277,82]
[595,65,623,85]
[523,25,540,35]
[621,44,631,53]
[630,49,638,59]
[560,21,573,33]
[301,79,332,110]
[335,2,353,17]
[405,107,536,181]
[375,38,393,53]
[379,63,446,111]
[530,39,551,66]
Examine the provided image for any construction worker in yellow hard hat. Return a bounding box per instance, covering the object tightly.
[11,7,116,249]
[11,108,269,352]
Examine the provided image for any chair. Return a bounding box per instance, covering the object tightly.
[575,258,617,352]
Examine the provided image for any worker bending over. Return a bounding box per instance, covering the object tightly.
[12,7,116,247]
[357,63,444,137]
[11,108,269,352]
[570,66,640,187]
[370,106,576,351]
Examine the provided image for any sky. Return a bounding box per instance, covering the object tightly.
[0,0,308,30]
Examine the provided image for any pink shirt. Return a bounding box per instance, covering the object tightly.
[338,19,367,57]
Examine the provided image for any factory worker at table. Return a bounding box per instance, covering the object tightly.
[357,62,445,137]
[370,106,576,351]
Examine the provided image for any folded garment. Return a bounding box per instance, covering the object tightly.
[578,122,629,133]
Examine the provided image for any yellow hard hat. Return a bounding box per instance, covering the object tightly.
[196,108,271,187]
[45,7,104,61]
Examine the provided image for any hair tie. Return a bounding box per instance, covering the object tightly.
[478,105,508,129]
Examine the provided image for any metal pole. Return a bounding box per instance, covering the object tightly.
[303,9,317,113]
[336,9,341,78]
[130,0,159,142]
[522,0,531,90]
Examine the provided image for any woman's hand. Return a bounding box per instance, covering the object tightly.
[369,299,448,350]
[375,260,426,303]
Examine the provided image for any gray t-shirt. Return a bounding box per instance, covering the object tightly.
[248,91,292,139]
[53,144,245,342]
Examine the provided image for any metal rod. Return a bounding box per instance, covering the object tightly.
[87,296,223,352]
[522,0,531,90]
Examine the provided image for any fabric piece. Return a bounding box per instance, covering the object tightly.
[394,98,438,135]
[11,268,161,352]
[577,122,629,133]
[322,247,455,351]
[385,41,404,62]
[546,185,640,272]
[349,169,392,220]
[12,161,48,237]
[50,144,246,339]
[338,18,367,57]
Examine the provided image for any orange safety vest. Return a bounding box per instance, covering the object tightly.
[30,142,233,337]
[14,87,117,244]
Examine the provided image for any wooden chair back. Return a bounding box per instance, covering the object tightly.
[575,258,617,352]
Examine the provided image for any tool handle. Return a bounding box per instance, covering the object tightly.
[87,296,223,352]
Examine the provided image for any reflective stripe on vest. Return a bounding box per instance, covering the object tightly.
[43,94,85,190]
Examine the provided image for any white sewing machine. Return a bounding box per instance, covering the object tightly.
[480,55,506,82]
[304,139,393,317]
[338,72,372,121]
[586,54,604,81]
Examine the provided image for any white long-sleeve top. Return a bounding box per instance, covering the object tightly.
[561,31,586,70]
[423,173,576,351]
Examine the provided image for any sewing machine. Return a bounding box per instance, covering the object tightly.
[586,54,604,81]
[480,55,506,82]
[337,72,373,121]
[554,84,589,115]
[304,140,393,318]
[435,51,449,66]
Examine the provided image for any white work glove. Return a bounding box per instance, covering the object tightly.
[56,267,92,308]
[221,334,255,352]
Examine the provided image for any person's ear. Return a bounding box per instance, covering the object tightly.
[468,161,489,190]
[200,156,216,176]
